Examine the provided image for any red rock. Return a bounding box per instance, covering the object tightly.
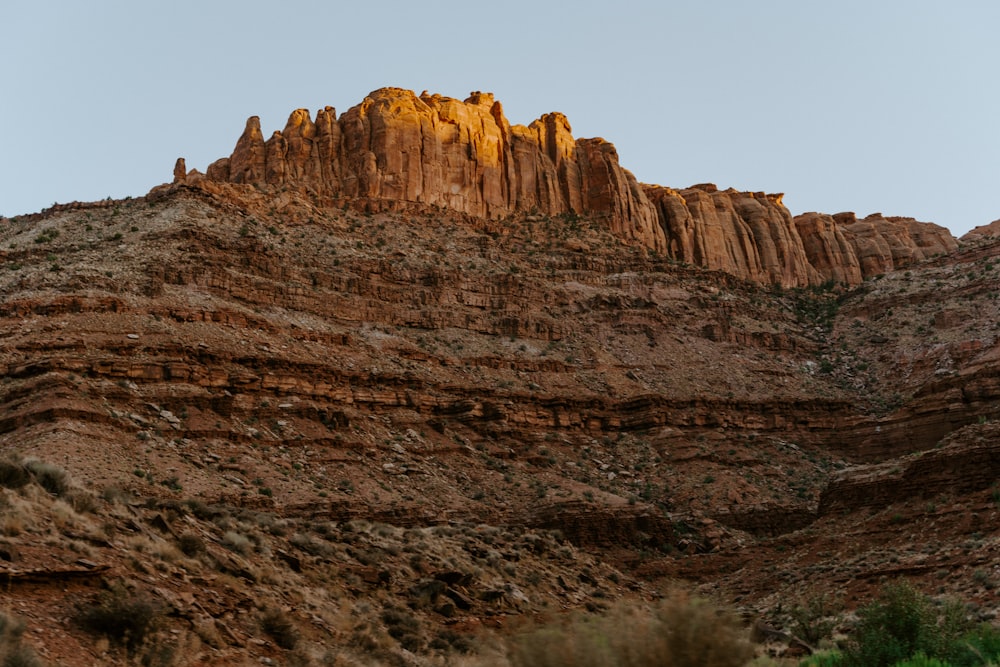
[172,157,187,184]
[793,212,864,285]
[228,116,267,185]
[962,218,1000,240]
[648,185,820,287]
[811,212,959,279]
[192,87,959,287]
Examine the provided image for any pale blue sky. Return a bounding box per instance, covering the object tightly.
[2,1,997,235]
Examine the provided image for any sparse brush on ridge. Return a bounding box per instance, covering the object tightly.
[0,456,70,497]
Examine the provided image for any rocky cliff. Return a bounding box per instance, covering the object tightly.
[178,87,957,287]
[194,88,666,254]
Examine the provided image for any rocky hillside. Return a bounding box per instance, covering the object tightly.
[0,88,999,665]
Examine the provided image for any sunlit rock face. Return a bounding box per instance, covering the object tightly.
[187,87,957,287]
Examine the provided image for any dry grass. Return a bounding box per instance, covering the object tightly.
[0,490,33,536]
[0,609,44,667]
[506,589,754,667]
[0,514,24,537]
[0,456,71,498]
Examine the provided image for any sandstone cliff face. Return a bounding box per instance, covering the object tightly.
[962,219,1000,240]
[186,87,957,287]
[646,184,822,286]
[793,212,958,283]
[200,88,667,253]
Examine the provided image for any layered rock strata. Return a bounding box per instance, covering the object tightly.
[181,87,957,286]
[818,425,1000,514]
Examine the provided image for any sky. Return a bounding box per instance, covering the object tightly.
[2,1,997,236]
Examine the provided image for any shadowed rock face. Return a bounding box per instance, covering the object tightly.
[187,87,957,287]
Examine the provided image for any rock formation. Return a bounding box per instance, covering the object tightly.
[818,425,1000,514]
[646,184,823,286]
[180,87,958,287]
[793,211,958,283]
[962,218,1000,240]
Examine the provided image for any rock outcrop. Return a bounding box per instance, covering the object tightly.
[962,218,1000,240]
[793,212,958,283]
[198,88,666,253]
[646,184,823,287]
[818,423,1000,514]
[182,87,958,287]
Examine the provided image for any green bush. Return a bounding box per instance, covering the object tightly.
[958,622,1000,666]
[843,582,1000,667]
[844,582,939,666]
[800,650,844,666]
[891,653,951,667]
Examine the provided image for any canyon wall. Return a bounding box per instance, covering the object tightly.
[183,87,957,287]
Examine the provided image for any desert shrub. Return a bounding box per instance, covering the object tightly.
[0,460,31,491]
[221,530,251,555]
[0,457,71,497]
[101,485,132,504]
[655,589,755,667]
[176,532,205,557]
[65,489,99,513]
[382,606,422,652]
[790,593,843,646]
[23,461,69,496]
[507,589,753,667]
[76,581,163,650]
[0,610,44,667]
[183,498,231,522]
[259,607,299,650]
[429,628,475,654]
[289,532,333,558]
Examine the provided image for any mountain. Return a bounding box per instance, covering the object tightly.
[1,88,998,666]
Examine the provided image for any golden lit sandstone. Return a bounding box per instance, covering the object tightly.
[186,87,958,287]
[201,88,666,251]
